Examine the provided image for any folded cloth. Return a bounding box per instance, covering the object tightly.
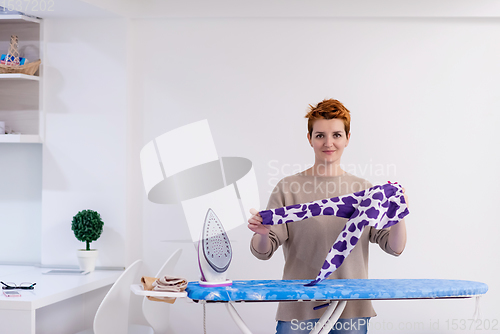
[141,275,185,304]
[152,275,188,292]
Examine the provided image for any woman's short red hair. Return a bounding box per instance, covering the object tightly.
[305,99,351,137]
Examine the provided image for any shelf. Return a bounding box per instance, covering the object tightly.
[0,14,40,24]
[0,73,40,81]
[0,134,42,143]
[130,284,187,298]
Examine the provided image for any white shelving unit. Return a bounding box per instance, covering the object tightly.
[0,13,43,144]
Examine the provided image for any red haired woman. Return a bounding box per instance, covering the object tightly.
[249,99,408,334]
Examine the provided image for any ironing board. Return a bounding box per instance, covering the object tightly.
[131,279,488,334]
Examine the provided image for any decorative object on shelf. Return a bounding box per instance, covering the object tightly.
[0,123,18,135]
[71,209,104,272]
[1,54,28,65]
[0,35,41,76]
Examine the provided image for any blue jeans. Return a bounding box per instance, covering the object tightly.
[276,317,370,334]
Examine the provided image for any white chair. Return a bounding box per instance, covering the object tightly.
[76,259,154,334]
[142,249,183,334]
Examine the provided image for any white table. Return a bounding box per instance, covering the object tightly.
[0,265,123,334]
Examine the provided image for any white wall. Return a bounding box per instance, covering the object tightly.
[132,17,500,333]
[35,17,148,334]
[42,18,129,268]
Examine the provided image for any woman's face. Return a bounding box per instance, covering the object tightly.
[307,118,350,165]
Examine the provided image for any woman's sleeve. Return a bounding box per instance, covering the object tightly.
[369,227,402,256]
[250,180,289,260]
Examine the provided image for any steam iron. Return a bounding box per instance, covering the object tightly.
[198,208,233,287]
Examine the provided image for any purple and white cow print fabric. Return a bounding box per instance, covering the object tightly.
[259,182,410,286]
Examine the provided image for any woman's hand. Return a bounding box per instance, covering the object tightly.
[388,186,408,254]
[402,187,410,209]
[248,208,271,235]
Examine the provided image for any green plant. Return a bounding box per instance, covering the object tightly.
[71,210,104,251]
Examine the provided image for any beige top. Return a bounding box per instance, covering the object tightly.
[250,171,401,321]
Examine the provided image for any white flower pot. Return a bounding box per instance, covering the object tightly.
[77,249,99,272]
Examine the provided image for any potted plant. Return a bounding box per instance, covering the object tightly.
[71,209,104,272]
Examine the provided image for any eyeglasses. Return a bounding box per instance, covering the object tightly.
[1,281,36,290]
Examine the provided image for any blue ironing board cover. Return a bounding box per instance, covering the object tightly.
[186,279,488,302]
